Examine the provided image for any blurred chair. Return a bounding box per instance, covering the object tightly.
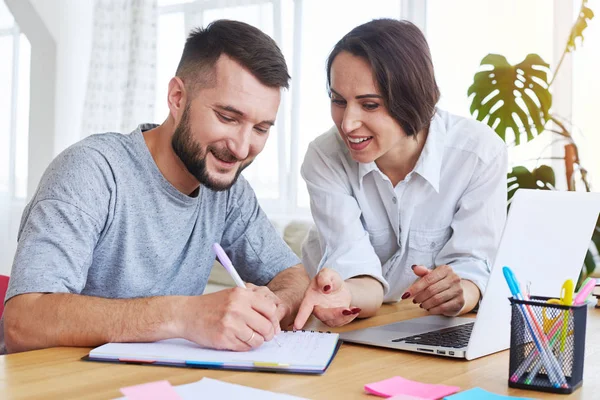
[0,275,9,318]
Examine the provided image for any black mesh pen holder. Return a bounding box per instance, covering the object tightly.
[508,296,587,394]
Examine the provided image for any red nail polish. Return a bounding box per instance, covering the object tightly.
[401,292,410,299]
[412,299,417,304]
[419,304,423,308]
[323,285,331,292]
[411,264,417,270]
[342,309,352,316]
[351,307,361,314]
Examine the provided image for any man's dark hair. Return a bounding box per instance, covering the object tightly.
[326,19,440,137]
[176,19,290,94]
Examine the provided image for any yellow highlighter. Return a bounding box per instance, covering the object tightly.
[557,279,574,356]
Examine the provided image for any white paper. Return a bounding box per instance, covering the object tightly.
[115,378,307,400]
[176,378,307,399]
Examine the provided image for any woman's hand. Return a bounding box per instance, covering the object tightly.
[293,268,360,329]
[405,264,479,316]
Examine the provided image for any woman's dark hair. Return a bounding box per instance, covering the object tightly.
[327,19,439,137]
[176,20,290,94]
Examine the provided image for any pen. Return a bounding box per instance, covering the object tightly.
[212,243,282,347]
[521,279,573,385]
[511,310,565,383]
[508,268,567,387]
[513,278,596,385]
[523,279,594,385]
[573,278,596,304]
[524,319,570,384]
[558,280,574,357]
[503,267,566,387]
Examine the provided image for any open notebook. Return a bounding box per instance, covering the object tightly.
[87,330,341,375]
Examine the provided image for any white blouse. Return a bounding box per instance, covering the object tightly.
[301,109,508,302]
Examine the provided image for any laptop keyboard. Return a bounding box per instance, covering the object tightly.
[391,322,474,348]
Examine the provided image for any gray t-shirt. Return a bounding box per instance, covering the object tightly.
[1,123,299,353]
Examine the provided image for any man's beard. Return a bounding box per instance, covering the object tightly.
[171,105,250,192]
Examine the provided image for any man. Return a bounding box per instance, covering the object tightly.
[2,20,309,354]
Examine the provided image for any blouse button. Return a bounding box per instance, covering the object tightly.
[392,197,397,204]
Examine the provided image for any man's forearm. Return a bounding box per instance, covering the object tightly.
[346,276,384,318]
[4,293,185,353]
[267,264,310,326]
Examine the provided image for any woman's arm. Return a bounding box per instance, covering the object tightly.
[295,137,390,327]
[407,144,507,316]
[406,264,481,316]
[293,270,385,329]
[346,276,385,317]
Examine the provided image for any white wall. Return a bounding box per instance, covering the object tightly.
[29,0,94,156]
[1,0,93,276]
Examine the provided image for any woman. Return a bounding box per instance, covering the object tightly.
[293,19,507,329]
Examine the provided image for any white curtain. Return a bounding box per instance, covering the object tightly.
[82,0,158,135]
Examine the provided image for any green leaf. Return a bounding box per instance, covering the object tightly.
[507,165,554,201]
[584,215,600,276]
[468,54,552,145]
[532,165,556,188]
[567,0,595,52]
[507,166,536,201]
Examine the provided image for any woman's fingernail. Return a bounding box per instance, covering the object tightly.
[351,307,361,314]
[412,299,417,304]
[411,264,417,270]
[401,292,410,299]
[342,309,352,316]
[419,304,424,308]
[323,285,331,292]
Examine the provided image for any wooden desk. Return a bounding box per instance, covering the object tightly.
[1,303,598,399]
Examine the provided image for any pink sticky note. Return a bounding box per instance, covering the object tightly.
[120,380,182,400]
[388,395,427,400]
[364,376,460,399]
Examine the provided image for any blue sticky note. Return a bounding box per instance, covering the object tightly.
[444,387,535,400]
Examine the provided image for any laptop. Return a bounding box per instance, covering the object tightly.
[340,189,600,360]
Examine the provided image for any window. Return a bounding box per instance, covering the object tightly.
[0,1,30,200]
[156,0,598,220]
[156,0,290,212]
[572,0,600,191]
[293,0,403,209]
[0,0,31,277]
[157,0,404,217]
[426,0,556,175]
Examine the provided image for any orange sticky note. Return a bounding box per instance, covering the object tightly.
[365,376,460,399]
[120,380,182,400]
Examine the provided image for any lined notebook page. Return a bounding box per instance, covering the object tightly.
[91,331,339,368]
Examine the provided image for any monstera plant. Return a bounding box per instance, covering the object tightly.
[468,0,599,284]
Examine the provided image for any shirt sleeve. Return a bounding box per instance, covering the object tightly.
[435,146,508,296]
[301,142,389,294]
[5,146,113,303]
[221,177,300,286]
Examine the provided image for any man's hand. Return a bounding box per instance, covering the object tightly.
[181,286,282,351]
[246,283,289,327]
[405,265,478,316]
[293,268,360,329]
